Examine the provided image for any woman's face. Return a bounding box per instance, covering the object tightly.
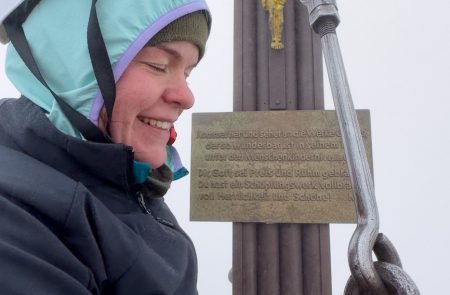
[101,41,199,168]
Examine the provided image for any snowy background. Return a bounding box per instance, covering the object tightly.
[1,1,449,294]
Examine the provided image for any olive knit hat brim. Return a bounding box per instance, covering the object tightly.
[146,11,209,59]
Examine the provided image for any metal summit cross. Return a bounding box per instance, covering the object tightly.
[190,0,420,294]
[231,1,331,293]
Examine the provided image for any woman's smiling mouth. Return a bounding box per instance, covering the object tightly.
[137,117,171,130]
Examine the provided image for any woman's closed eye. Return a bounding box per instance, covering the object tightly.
[150,63,168,73]
[140,61,167,73]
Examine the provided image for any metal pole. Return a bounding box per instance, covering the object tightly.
[232,1,331,294]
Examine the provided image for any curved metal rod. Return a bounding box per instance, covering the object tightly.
[322,24,386,295]
[297,1,387,293]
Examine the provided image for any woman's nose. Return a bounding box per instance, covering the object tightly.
[162,78,195,110]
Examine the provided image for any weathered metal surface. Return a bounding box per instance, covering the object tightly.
[344,234,421,295]
[373,233,402,268]
[232,0,331,294]
[191,110,372,223]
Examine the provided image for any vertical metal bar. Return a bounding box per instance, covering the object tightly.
[257,224,280,295]
[269,51,287,110]
[319,224,333,295]
[280,224,303,295]
[233,1,258,295]
[256,0,270,111]
[266,0,287,110]
[295,3,316,110]
[232,223,243,294]
[302,225,322,294]
[232,3,246,295]
[256,5,280,293]
[240,0,258,112]
[284,0,298,110]
[233,223,258,295]
[233,0,244,111]
[279,2,303,294]
[243,224,258,294]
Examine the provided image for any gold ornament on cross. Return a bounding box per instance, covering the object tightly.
[261,0,286,50]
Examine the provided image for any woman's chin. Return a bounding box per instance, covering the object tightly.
[134,149,167,168]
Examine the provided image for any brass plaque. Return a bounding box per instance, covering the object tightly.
[190,110,372,223]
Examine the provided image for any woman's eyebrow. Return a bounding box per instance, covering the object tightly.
[155,44,198,68]
[156,44,182,59]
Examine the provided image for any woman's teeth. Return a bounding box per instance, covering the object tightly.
[138,117,170,130]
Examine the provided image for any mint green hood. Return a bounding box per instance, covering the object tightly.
[6,0,209,136]
[5,0,210,179]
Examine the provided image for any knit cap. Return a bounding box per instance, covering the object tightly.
[147,11,209,59]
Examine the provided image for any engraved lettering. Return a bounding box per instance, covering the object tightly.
[200,193,215,200]
[191,111,370,223]
[198,169,210,177]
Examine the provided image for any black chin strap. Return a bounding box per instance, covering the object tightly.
[4,0,116,143]
[87,0,115,125]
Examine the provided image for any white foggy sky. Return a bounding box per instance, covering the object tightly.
[1,1,449,294]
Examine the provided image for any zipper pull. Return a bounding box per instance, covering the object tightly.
[136,191,151,214]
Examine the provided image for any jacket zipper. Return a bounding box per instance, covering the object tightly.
[136,192,197,263]
[137,191,151,214]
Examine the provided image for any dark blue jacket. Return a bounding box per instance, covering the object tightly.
[0,98,198,294]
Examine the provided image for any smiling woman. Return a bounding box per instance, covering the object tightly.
[0,1,211,294]
[102,41,199,168]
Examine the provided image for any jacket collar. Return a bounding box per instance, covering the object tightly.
[0,97,135,191]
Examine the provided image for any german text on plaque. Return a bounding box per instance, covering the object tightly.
[190,110,372,223]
